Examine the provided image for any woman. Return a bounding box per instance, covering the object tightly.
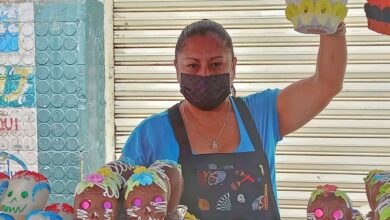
[120,19,347,219]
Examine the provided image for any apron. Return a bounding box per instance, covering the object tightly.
[168,97,280,220]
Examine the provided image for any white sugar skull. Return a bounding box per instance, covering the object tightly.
[0,172,10,203]
[1,170,50,220]
[0,212,15,220]
[25,210,63,220]
[45,203,74,220]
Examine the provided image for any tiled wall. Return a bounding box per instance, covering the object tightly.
[0,0,105,204]
[0,3,37,174]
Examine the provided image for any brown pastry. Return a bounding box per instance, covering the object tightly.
[74,169,122,219]
[150,160,184,219]
[373,184,390,220]
[365,170,390,211]
[104,159,135,188]
[124,160,183,220]
[307,184,353,220]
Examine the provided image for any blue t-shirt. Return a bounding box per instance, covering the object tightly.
[121,89,282,201]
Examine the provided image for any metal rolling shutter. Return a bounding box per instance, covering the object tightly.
[113,0,390,218]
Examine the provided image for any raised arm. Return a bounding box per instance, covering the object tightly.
[277,23,347,137]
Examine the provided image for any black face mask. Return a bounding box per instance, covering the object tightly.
[179,73,231,111]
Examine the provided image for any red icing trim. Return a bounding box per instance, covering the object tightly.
[45,203,74,214]
[317,184,338,196]
[367,0,390,10]
[45,204,60,213]
[0,172,9,180]
[367,18,390,36]
[13,170,48,182]
[61,203,75,214]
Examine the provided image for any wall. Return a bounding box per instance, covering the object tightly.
[0,3,37,175]
[0,0,105,204]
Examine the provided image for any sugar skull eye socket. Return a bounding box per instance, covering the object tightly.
[153,195,164,203]
[7,190,12,197]
[132,198,142,207]
[80,200,91,210]
[103,201,112,209]
[21,191,28,198]
[314,208,324,218]
[332,209,344,219]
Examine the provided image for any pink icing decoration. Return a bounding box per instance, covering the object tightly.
[324,184,338,192]
[103,201,112,209]
[332,209,343,219]
[314,208,324,218]
[85,173,104,184]
[154,196,164,203]
[133,198,142,207]
[80,200,91,210]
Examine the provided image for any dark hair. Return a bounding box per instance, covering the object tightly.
[175,19,234,58]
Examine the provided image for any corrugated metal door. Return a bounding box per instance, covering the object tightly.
[113,0,390,218]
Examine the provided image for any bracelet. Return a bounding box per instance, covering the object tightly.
[325,22,346,38]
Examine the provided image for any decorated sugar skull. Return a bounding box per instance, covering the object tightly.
[124,160,185,220]
[0,172,10,203]
[374,184,390,220]
[285,0,348,34]
[25,210,63,220]
[307,184,353,220]
[74,167,122,220]
[149,160,184,219]
[0,213,15,220]
[364,170,390,211]
[45,203,74,220]
[104,159,135,189]
[1,170,50,220]
[124,165,170,220]
[365,170,380,209]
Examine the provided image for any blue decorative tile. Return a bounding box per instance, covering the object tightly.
[35,0,105,204]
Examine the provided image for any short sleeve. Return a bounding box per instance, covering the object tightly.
[120,123,152,166]
[119,111,180,166]
[243,89,282,144]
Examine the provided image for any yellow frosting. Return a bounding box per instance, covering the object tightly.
[184,212,198,220]
[285,0,348,33]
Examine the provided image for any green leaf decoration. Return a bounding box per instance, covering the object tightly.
[125,180,140,200]
[76,181,94,194]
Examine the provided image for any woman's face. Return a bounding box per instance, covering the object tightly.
[175,33,237,82]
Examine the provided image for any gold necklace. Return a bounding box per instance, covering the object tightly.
[182,101,231,149]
